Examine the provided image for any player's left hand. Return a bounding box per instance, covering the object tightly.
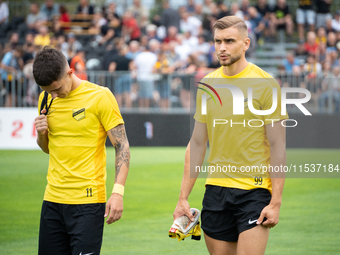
[104,193,123,224]
[256,203,280,228]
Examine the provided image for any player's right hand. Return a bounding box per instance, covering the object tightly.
[173,199,195,222]
[35,109,48,136]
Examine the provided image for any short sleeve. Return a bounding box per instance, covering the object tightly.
[96,88,124,131]
[193,82,207,123]
[262,79,289,125]
[2,52,11,65]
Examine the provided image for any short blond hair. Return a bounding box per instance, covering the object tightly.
[213,16,248,34]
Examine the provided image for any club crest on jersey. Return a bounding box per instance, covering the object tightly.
[72,108,85,121]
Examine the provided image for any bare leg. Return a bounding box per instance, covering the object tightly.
[237,225,270,255]
[123,92,131,108]
[204,233,237,255]
[298,24,304,41]
[115,94,122,107]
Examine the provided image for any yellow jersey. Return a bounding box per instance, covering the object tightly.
[194,63,288,192]
[38,81,124,204]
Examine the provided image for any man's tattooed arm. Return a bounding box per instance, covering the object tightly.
[108,124,130,183]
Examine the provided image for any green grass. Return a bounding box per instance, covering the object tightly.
[0,148,339,254]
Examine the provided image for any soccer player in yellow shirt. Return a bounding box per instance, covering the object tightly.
[33,46,130,255]
[173,16,287,255]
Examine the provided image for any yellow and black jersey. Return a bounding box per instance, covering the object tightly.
[38,81,124,204]
[194,63,288,192]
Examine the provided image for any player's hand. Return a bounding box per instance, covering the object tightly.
[104,193,123,224]
[257,203,280,228]
[173,199,195,222]
[35,109,48,136]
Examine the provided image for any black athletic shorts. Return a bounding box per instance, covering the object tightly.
[38,201,106,255]
[201,185,271,242]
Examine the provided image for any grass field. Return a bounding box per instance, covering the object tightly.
[0,148,340,254]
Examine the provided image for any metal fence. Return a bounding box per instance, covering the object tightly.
[1,70,339,114]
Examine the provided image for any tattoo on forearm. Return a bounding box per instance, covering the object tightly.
[110,125,130,181]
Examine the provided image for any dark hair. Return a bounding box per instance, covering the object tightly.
[213,16,248,33]
[60,5,67,14]
[33,46,68,86]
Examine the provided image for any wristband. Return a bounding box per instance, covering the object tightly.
[112,183,124,196]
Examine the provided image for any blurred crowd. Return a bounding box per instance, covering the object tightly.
[0,0,340,112]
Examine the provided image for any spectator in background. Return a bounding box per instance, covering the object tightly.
[247,7,265,41]
[193,4,204,21]
[8,32,19,48]
[215,0,229,19]
[145,24,159,41]
[0,0,9,30]
[1,45,24,107]
[230,2,244,20]
[22,43,35,65]
[40,0,60,21]
[24,32,35,48]
[295,42,307,60]
[270,0,293,41]
[193,35,210,64]
[186,0,196,13]
[65,32,82,60]
[331,11,340,32]
[102,37,123,70]
[255,0,272,21]
[23,57,39,107]
[183,31,198,49]
[315,0,332,29]
[122,11,141,42]
[126,40,141,60]
[108,44,133,108]
[153,51,172,108]
[104,4,122,38]
[316,26,327,44]
[26,3,47,34]
[163,26,178,44]
[133,42,157,108]
[327,32,337,52]
[304,31,319,55]
[319,66,340,113]
[240,0,250,16]
[202,0,214,16]
[180,11,202,37]
[59,5,71,24]
[161,0,180,33]
[327,50,339,68]
[296,0,315,42]
[318,42,327,63]
[51,17,64,38]
[76,0,94,15]
[128,0,149,25]
[304,54,322,77]
[283,52,300,73]
[34,25,51,47]
[175,33,192,63]
[70,48,87,80]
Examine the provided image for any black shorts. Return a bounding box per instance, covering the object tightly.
[38,201,106,255]
[201,185,271,242]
